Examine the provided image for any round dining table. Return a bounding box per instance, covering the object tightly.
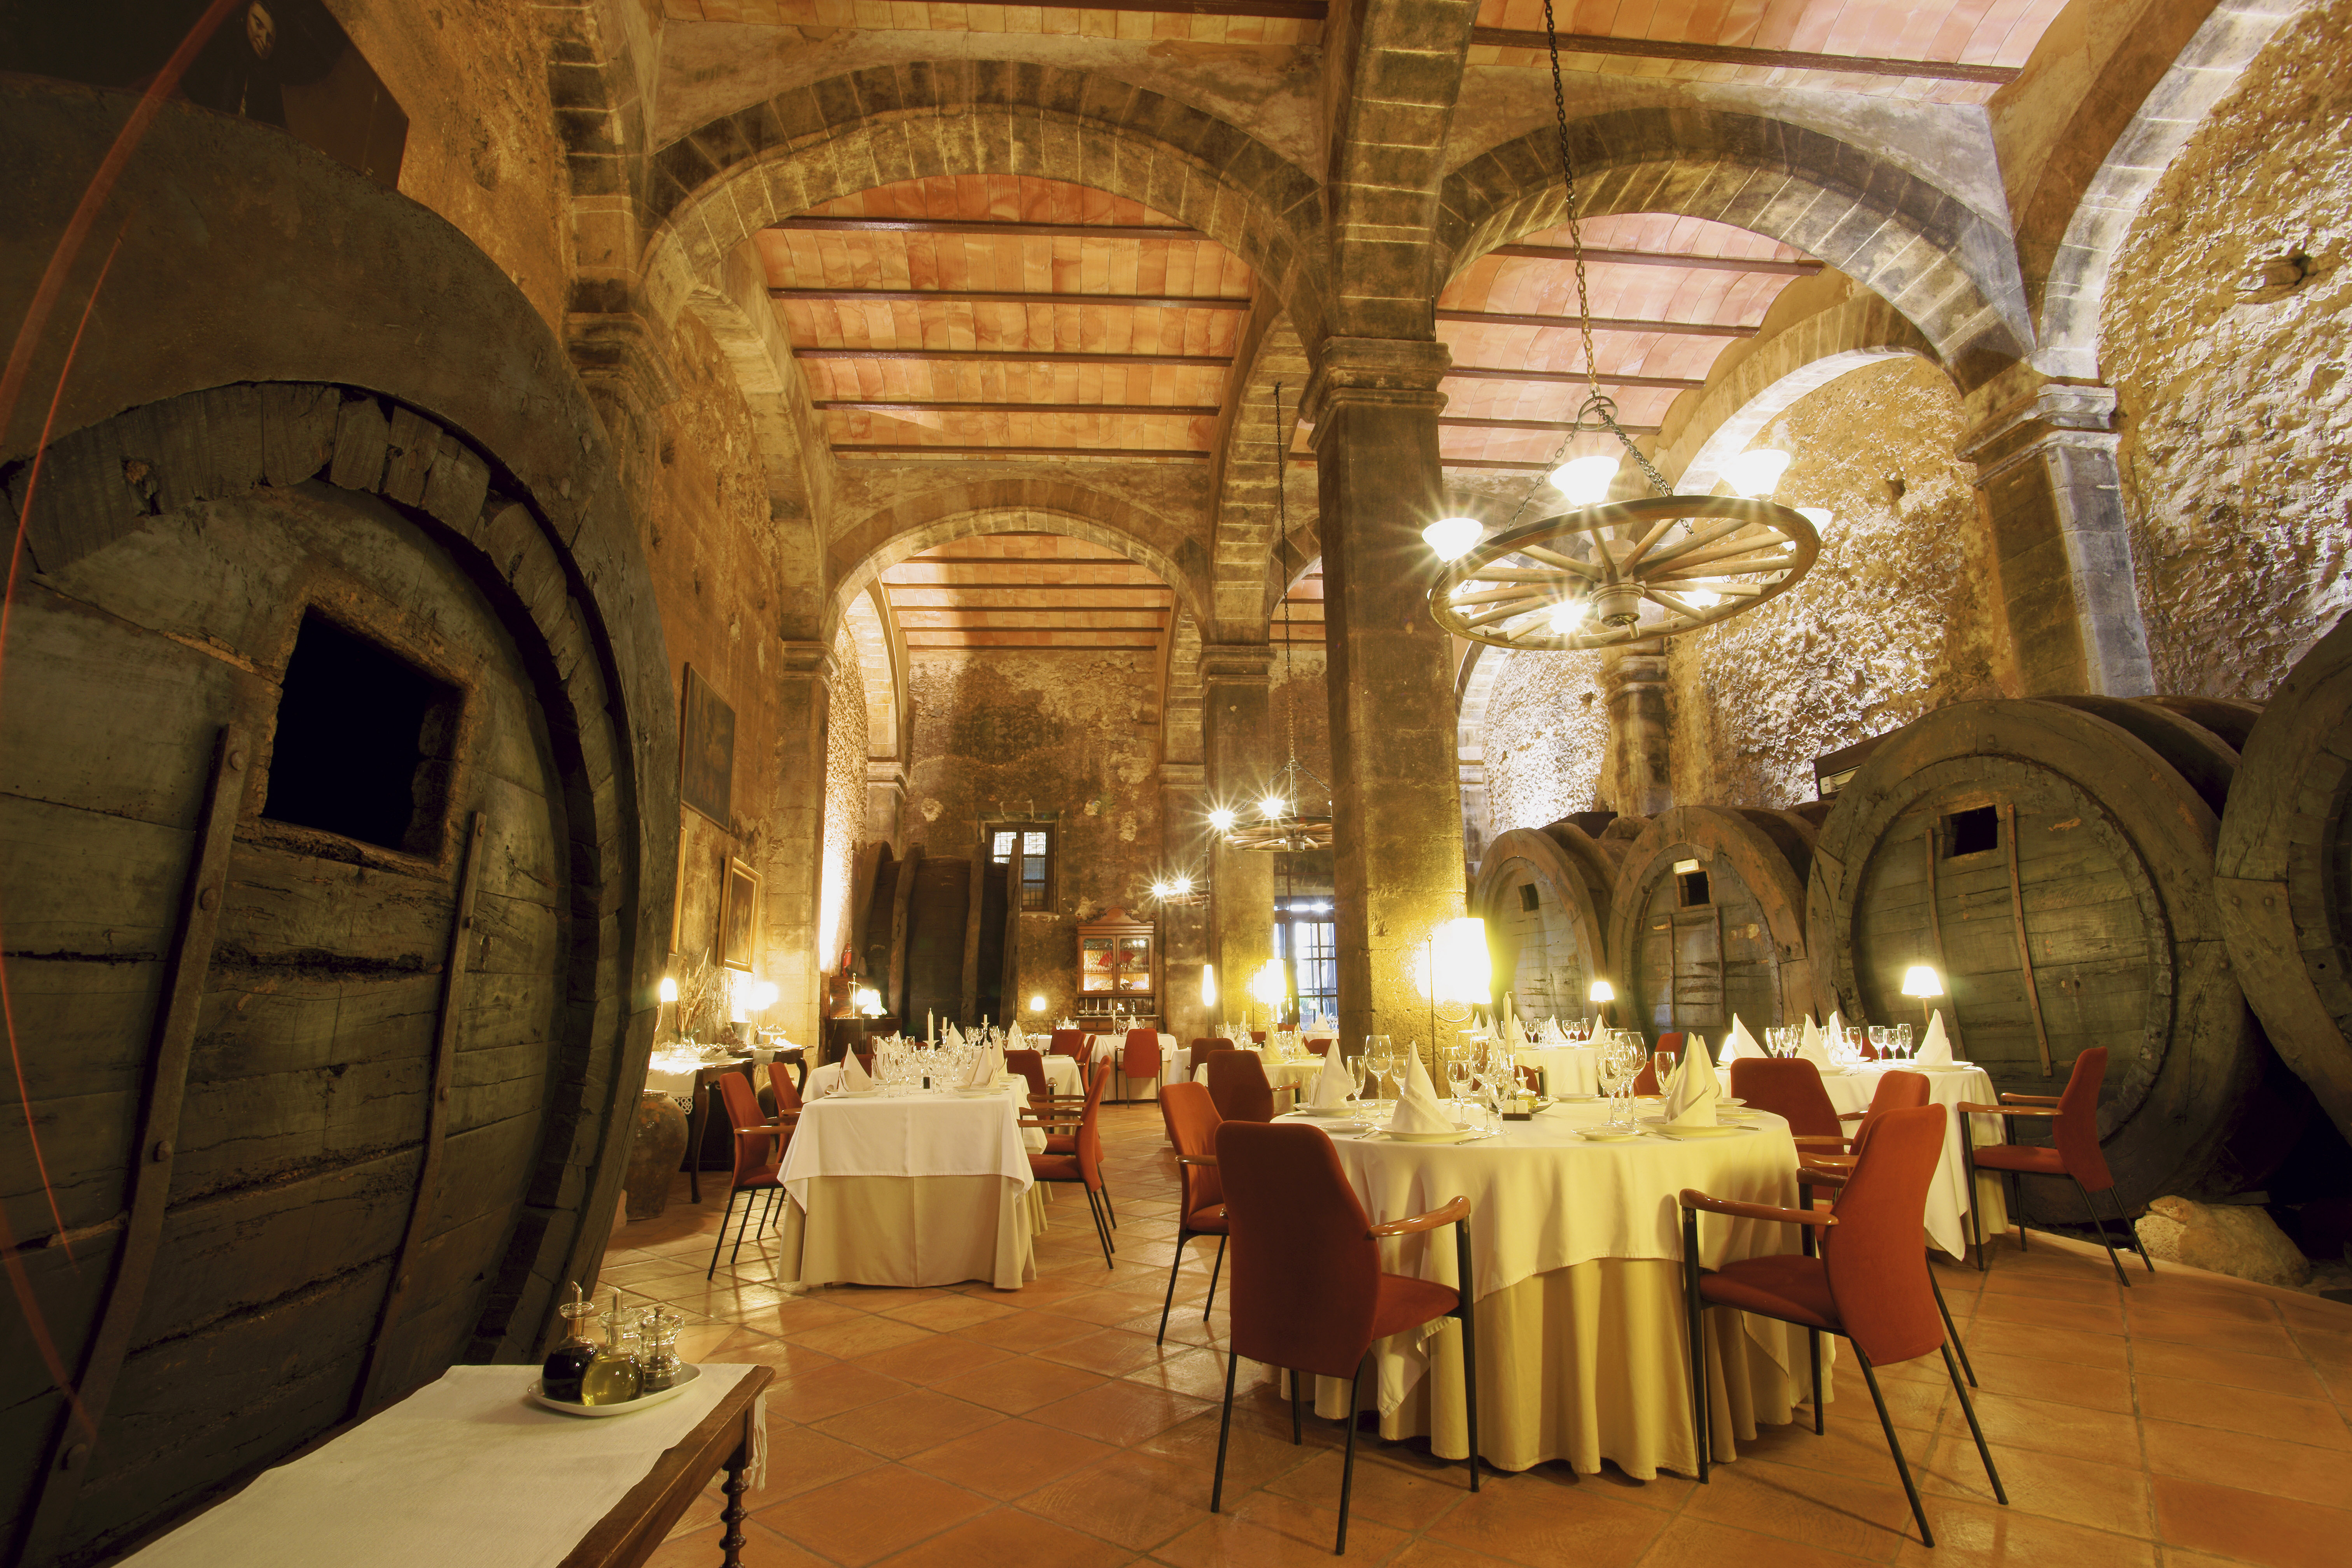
[1291,1099,1825,1479]
[1817,1059,2009,1258]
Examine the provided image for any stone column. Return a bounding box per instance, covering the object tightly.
[1201,646,1274,1033]
[1303,338,1467,1051]
[1157,761,1212,1046]
[1600,639,1673,816]
[1960,380,2154,697]
[760,639,833,1046]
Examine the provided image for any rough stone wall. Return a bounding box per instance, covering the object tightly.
[819,624,869,971]
[1484,651,1610,830]
[1267,642,1332,809]
[1670,357,2005,807]
[329,0,572,332]
[905,651,1163,1020]
[2102,0,2352,698]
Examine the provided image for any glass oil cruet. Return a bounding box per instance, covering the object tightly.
[579,1290,643,1406]
[638,1308,684,1392]
[541,1282,599,1403]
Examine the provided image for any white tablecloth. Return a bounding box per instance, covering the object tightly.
[642,1049,775,1105]
[124,1364,766,1568]
[780,1085,1037,1203]
[1514,1044,1601,1097]
[1194,1049,1323,1095]
[1819,1063,2008,1258]
[806,1057,1078,1101]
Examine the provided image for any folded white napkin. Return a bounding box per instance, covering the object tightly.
[1664,1038,1720,1127]
[1796,1015,1835,1072]
[1825,1010,1845,1050]
[1504,1012,1528,1052]
[842,1051,874,1092]
[1308,1056,1354,1111]
[1717,1014,1763,1065]
[1916,1010,1953,1064]
[960,1046,992,1088]
[1388,1050,1457,1136]
[1006,1023,1026,1052]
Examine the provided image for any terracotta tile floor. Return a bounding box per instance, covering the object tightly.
[599,1105,2352,1568]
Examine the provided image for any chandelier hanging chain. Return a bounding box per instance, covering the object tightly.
[1274,381,1297,777]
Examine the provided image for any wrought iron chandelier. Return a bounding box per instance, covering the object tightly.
[1421,2,1818,653]
[1219,382,1332,854]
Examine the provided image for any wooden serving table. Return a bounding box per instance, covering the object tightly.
[120,1363,774,1568]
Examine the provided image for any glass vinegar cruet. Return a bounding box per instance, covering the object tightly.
[579,1291,643,1405]
[541,1282,600,1403]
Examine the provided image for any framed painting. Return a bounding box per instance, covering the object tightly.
[719,857,760,972]
[680,664,735,826]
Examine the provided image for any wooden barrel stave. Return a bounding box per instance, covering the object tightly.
[1606,807,1818,1044]
[1811,698,2301,1216]
[2215,614,2352,1144]
[903,857,974,1029]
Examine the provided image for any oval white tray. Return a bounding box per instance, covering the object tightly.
[528,1360,700,1418]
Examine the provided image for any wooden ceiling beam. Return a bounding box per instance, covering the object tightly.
[796,348,1233,368]
[1446,366,1704,390]
[833,444,1212,460]
[1437,308,1756,338]
[814,400,1223,416]
[1469,28,2021,84]
[775,287,1250,311]
[1489,244,1821,275]
[1438,416,1662,434]
[771,216,1211,242]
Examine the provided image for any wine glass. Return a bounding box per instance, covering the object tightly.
[1594,1034,1633,1127]
[1366,1035,1395,1104]
[1346,1051,1369,1113]
[1444,1050,1474,1123]
[1895,1022,1914,1060]
[1867,1025,1888,1062]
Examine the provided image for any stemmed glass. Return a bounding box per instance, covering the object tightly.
[1867,1025,1889,1063]
[1346,1051,1369,1116]
[1594,1033,1634,1127]
[1365,1036,1395,1108]
[1894,1022,1914,1060]
[1444,1048,1474,1125]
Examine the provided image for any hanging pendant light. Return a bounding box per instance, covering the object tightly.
[1423,2,1818,653]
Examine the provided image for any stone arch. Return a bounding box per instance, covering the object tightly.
[1652,292,1941,493]
[2020,0,2313,377]
[639,61,1330,357]
[842,585,904,765]
[824,481,1211,645]
[1162,610,1206,768]
[1437,108,2031,390]
[1208,303,1313,642]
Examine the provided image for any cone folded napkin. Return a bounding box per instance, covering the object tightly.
[1387,1050,1458,1136]
[1797,1015,1835,1072]
[1916,1010,1954,1065]
[1663,1039,1720,1128]
[842,1051,875,1093]
[1718,1015,1763,1065]
[1308,1055,1355,1112]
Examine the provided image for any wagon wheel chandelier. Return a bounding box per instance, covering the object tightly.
[1421,2,1819,653]
[1216,382,1333,855]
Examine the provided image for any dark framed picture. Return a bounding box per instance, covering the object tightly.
[719,857,760,973]
[680,664,735,826]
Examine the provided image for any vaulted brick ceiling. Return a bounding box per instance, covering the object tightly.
[881,532,1174,653]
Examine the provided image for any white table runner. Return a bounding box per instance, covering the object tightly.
[779,1085,1035,1207]
[123,1364,765,1568]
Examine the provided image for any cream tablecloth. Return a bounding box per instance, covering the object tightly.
[1194,1048,1323,1095]
[122,1364,766,1568]
[1298,1102,1824,1478]
[1513,1044,1601,1097]
[808,1056,1080,1099]
[776,1085,1041,1289]
[1818,1062,2008,1258]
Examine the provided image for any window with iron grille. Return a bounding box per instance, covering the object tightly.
[1274,898,1337,1020]
[988,822,1055,911]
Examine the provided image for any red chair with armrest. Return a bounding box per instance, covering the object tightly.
[1048,1027,1088,1060]
[1022,1059,1115,1268]
[1119,1026,1162,1104]
[1728,1057,1852,1163]
[1155,1083,1229,1344]
[1629,1031,1684,1096]
[1680,1105,2005,1546]
[1004,1048,1051,1101]
[706,1072,792,1278]
[1210,1121,1481,1553]
[1961,1047,2152,1285]
[1204,1050,1293,1124]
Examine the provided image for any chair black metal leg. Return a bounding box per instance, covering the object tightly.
[1336,1355,1369,1554]
[1457,1220,1481,1494]
[1943,1341,2007,1504]
[2115,1188,2156,1273]
[1103,1182,1118,1229]
[1965,1144,1987,1272]
[1158,1228,1191,1345]
[1809,1329,1825,1435]
[1211,1348,1238,1513]
[706,1189,739,1278]
[1682,1208,1710,1484]
[2073,1175,2131,1286]
[1854,1346,1932,1547]
[2011,1172,2027,1253]
[1204,1235,1227,1320]
[1083,1187,1114,1269]
[1930,1263,1975,1386]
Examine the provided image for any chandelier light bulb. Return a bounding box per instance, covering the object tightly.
[1150,879,1171,900]
[1724,448,1793,499]
[1549,454,1620,505]
[1686,581,1723,609]
[1172,874,1192,896]
[1258,794,1287,821]
[1208,806,1236,832]
[1547,598,1586,633]
[1422,516,1484,561]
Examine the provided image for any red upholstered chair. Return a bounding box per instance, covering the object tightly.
[1119,1027,1162,1104]
[1004,1048,1051,1101]
[1728,1057,1853,1165]
[1304,1036,1334,1055]
[1680,1106,2005,1546]
[766,1060,805,1120]
[1205,1050,1292,1124]
[1962,1047,2152,1285]
[1250,1030,1268,1044]
[706,1072,791,1278]
[1049,1027,1088,1060]
[1189,1038,1238,1077]
[1024,1059,1115,1267]
[1156,1083,1230,1344]
[1210,1121,1480,1552]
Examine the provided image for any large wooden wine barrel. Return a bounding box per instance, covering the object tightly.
[0,390,661,1563]
[2216,616,2352,1145]
[903,857,973,1028]
[1607,807,1820,1040]
[1809,698,2303,1213]
[861,844,919,1020]
[1472,814,1633,1023]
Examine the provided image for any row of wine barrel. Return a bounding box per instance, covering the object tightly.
[1476,627,2352,1215]
[850,844,1017,1041]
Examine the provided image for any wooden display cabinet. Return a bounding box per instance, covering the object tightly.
[1076,907,1156,1022]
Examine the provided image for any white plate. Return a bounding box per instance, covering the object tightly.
[834,1087,880,1098]
[1290,1103,1363,1118]
[1659,1123,1753,1139]
[1576,1127,1650,1143]
[528,1361,700,1418]
[1384,1128,1475,1144]
[1718,1097,1746,1107]
[1914,1062,1973,1072]
[954,1085,1003,1096]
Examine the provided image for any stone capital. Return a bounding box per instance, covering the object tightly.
[1299,337,1453,433]
[865,760,906,789]
[777,638,836,686]
[1960,374,2119,484]
[565,308,679,414]
[1198,644,1276,686]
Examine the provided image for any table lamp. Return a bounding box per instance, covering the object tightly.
[1588,978,1615,1027]
[1900,964,1943,1024]
[657,975,677,1041]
